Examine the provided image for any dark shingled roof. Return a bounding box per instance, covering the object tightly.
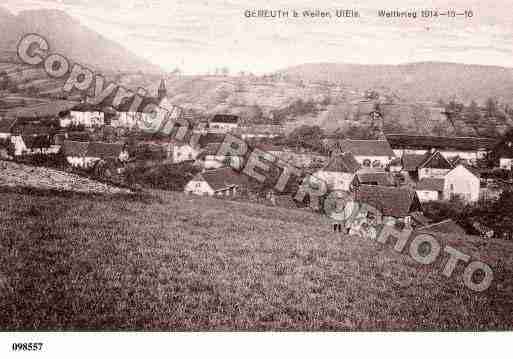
[354,185,422,218]
[63,140,124,159]
[63,140,89,157]
[195,167,247,191]
[402,153,429,171]
[416,178,445,192]
[386,134,499,152]
[337,140,395,157]
[0,118,17,133]
[198,133,226,147]
[419,219,467,236]
[323,152,361,173]
[355,170,395,186]
[211,114,239,124]
[86,142,125,158]
[21,135,52,149]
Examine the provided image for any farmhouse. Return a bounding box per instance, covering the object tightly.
[444,165,480,203]
[208,114,239,133]
[352,185,423,228]
[10,126,57,156]
[353,169,395,187]
[197,143,244,170]
[63,140,129,169]
[386,134,499,163]
[313,152,361,191]
[184,167,246,196]
[169,142,200,163]
[492,135,513,170]
[232,125,285,139]
[402,150,453,181]
[415,177,445,202]
[63,140,90,167]
[60,104,105,128]
[333,140,396,168]
[112,83,180,130]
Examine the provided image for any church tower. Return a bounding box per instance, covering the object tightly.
[158,79,167,100]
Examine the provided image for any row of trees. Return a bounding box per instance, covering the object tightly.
[441,98,512,137]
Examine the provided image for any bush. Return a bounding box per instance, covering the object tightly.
[124,161,201,191]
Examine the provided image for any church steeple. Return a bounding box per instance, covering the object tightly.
[158,79,167,100]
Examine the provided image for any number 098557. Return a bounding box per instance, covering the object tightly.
[12,343,43,351]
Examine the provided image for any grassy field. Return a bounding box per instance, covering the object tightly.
[0,186,512,330]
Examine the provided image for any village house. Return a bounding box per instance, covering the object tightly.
[263,146,328,169]
[401,150,454,181]
[492,135,513,170]
[444,164,481,203]
[112,80,180,130]
[184,167,246,196]
[208,114,239,133]
[63,140,129,169]
[331,139,396,168]
[313,152,361,191]
[353,168,396,188]
[168,142,200,163]
[60,104,105,128]
[10,126,58,156]
[232,124,285,139]
[63,140,90,167]
[197,142,244,170]
[386,134,499,163]
[352,185,424,227]
[415,177,445,202]
[414,164,481,203]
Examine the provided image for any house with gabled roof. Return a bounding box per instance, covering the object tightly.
[209,114,239,133]
[312,152,360,191]
[444,164,480,203]
[353,185,423,225]
[414,164,481,203]
[184,167,247,196]
[493,133,513,170]
[61,103,105,128]
[9,126,57,156]
[353,169,395,188]
[333,139,395,168]
[415,177,445,202]
[401,150,453,181]
[62,140,128,169]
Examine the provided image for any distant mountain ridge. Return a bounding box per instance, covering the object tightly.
[0,7,163,74]
[278,62,513,104]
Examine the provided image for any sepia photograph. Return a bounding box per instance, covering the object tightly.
[0,0,512,356]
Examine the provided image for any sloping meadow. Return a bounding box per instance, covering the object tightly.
[0,188,512,330]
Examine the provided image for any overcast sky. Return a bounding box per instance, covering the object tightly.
[3,0,513,74]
